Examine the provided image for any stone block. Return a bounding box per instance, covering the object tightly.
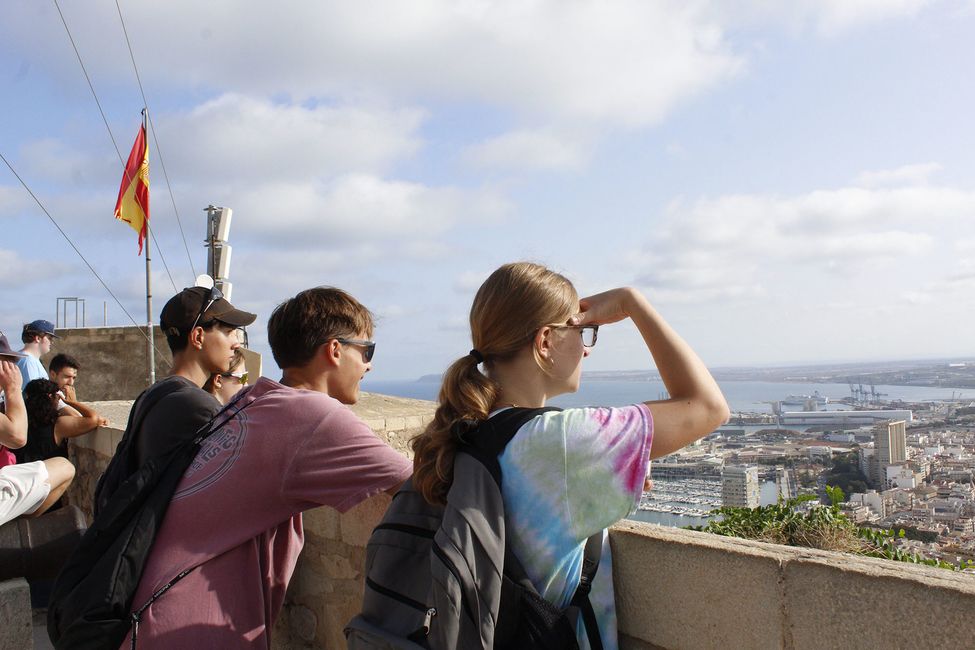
[302,506,341,541]
[610,522,788,650]
[339,493,394,547]
[0,579,32,650]
[783,553,975,649]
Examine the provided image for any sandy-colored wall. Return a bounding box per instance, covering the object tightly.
[43,326,172,402]
[611,521,975,649]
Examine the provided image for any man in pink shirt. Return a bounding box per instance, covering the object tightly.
[123,287,412,648]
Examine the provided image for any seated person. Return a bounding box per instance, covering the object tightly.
[48,353,108,426]
[0,457,75,526]
[15,379,103,465]
[201,349,248,405]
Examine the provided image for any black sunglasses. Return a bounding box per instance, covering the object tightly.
[336,338,376,362]
[190,284,224,331]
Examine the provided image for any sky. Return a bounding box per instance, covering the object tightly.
[1,0,974,381]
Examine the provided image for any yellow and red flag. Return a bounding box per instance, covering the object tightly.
[114,122,150,254]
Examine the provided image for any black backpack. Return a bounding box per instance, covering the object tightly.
[345,407,604,650]
[46,391,253,650]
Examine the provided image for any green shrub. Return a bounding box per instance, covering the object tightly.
[687,490,974,571]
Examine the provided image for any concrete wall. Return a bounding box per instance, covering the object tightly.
[44,325,172,401]
[63,396,975,650]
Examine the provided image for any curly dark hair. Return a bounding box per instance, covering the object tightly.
[24,378,60,427]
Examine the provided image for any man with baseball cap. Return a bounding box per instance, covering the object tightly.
[16,319,59,388]
[94,283,256,512]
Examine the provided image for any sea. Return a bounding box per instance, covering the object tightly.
[361,378,969,413]
[361,377,969,528]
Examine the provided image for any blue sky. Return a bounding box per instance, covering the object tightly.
[2,1,974,380]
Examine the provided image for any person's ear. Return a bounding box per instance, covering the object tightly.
[534,326,553,362]
[212,374,224,390]
[319,339,342,367]
[188,327,205,351]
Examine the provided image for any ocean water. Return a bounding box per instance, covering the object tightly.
[362,378,968,413]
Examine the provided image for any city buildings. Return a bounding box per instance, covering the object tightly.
[721,465,761,508]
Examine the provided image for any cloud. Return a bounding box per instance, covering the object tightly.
[464,128,591,172]
[230,174,511,248]
[0,248,70,288]
[630,176,975,304]
[453,270,490,293]
[4,1,744,127]
[160,94,424,182]
[855,162,943,188]
[709,0,933,36]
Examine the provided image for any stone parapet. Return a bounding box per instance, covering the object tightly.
[0,579,32,650]
[610,521,975,649]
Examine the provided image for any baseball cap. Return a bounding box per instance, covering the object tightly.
[0,333,28,360]
[24,319,59,339]
[160,286,257,336]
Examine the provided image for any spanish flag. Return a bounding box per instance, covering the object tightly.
[114,120,150,254]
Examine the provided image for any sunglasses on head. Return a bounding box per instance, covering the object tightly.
[336,337,376,362]
[190,284,224,331]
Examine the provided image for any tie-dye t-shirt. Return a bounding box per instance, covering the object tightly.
[498,404,653,650]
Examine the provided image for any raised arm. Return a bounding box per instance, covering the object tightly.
[574,287,729,459]
[54,399,106,443]
[0,360,27,448]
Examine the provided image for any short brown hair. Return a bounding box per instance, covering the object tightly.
[267,287,374,370]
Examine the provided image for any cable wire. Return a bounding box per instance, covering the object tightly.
[52,0,180,295]
[114,0,198,280]
[0,151,171,364]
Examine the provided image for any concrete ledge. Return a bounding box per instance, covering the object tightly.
[0,579,32,650]
[610,521,975,650]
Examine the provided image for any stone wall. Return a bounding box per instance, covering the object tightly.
[44,326,172,402]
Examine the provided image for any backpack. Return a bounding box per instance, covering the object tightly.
[46,390,254,650]
[345,407,604,650]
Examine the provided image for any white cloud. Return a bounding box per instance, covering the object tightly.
[231,174,510,247]
[855,162,943,188]
[631,178,975,304]
[709,0,933,36]
[464,129,590,172]
[5,1,744,127]
[0,248,69,288]
[453,269,491,293]
[160,94,424,182]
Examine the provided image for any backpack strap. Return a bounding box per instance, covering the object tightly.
[94,380,187,515]
[458,406,561,487]
[570,532,605,650]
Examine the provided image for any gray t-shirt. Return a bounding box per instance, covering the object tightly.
[134,376,222,467]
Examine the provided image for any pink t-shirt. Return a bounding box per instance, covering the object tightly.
[122,377,413,649]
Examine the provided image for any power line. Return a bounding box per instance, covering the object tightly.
[0,150,171,364]
[52,0,180,295]
[114,0,198,280]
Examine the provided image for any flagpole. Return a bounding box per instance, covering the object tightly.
[143,107,155,386]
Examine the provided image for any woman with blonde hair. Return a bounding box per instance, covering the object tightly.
[410,261,729,649]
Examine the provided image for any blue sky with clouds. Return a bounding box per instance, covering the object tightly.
[2,1,974,380]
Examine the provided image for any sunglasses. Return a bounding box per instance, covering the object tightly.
[336,338,376,362]
[219,371,248,385]
[190,284,224,331]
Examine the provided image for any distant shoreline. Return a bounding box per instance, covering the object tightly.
[417,357,975,390]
